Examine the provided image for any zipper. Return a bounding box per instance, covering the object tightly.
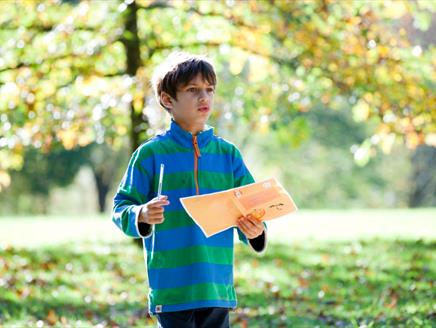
[193,135,201,195]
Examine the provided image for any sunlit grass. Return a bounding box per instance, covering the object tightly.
[1,209,435,247]
[0,209,435,327]
[0,239,434,327]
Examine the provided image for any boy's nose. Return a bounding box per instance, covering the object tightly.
[198,90,209,101]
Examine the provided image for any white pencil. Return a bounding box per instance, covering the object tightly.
[157,163,165,200]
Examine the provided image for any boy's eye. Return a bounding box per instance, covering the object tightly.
[185,87,215,94]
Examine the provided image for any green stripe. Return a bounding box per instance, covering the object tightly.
[138,138,189,159]
[198,171,233,190]
[117,186,148,203]
[202,139,239,157]
[235,172,254,188]
[136,164,151,180]
[153,171,193,191]
[147,245,233,269]
[153,171,233,191]
[156,210,196,232]
[151,283,236,305]
[136,136,240,162]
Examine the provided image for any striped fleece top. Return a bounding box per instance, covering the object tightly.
[112,120,265,314]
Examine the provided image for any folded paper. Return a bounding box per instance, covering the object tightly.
[180,178,298,237]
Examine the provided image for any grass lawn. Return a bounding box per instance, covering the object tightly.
[0,209,435,327]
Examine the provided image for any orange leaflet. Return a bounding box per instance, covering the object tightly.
[180,178,298,237]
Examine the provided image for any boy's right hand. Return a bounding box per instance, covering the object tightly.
[138,196,170,225]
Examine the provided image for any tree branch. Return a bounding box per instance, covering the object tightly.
[144,39,299,70]
[137,1,300,68]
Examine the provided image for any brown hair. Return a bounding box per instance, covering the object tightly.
[151,52,217,111]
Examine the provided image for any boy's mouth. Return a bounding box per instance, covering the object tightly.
[198,106,210,113]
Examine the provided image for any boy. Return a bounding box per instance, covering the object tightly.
[112,52,266,328]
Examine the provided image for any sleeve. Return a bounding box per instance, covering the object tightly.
[232,146,267,253]
[112,147,153,239]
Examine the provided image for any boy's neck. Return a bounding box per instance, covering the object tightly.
[173,120,206,136]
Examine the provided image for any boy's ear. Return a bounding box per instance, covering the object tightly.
[160,92,173,110]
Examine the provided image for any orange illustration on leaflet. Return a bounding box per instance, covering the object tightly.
[180,178,298,237]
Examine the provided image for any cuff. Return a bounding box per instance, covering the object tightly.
[134,205,153,238]
[248,230,267,254]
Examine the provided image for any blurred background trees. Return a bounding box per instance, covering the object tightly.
[0,0,434,214]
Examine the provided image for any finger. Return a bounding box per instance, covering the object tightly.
[148,199,170,208]
[239,218,263,238]
[240,217,258,231]
[149,207,165,215]
[156,195,169,202]
[247,218,264,232]
[149,195,168,203]
[246,214,265,228]
[148,213,165,220]
[246,214,263,225]
[149,216,165,224]
[237,219,253,235]
[150,198,170,206]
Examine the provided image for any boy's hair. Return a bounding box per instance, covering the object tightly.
[151,52,217,111]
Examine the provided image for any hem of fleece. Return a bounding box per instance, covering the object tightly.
[134,205,153,238]
[149,299,237,315]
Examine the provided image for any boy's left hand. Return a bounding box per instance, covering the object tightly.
[237,214,264,239]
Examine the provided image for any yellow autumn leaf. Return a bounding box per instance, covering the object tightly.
[380,133,396,154]
[377,45,390,58]
[425,133,436,147]
[352,100,370,122]
[58,130,76,150]
[259,113,270,135]
[406,132,421,149]
[229,50,248,75]
[0,171,11,191]
[78,134,92,147]
[248,55,271,83]
[375,66,390,83]
[382,1,408,19]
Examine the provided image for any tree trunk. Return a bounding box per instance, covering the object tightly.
[409,145,436,207]
[93,169,110,213]
[122,0,143,154]
[122,0,148,248]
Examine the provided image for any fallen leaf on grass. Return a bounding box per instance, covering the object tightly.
[46,309,58,326]
[298,277,309,288]
[60,316,68,325]
[16,287,31,299]
[85,309,94,320]
[386,295,398,308]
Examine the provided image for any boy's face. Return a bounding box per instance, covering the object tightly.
[161,74,215,135]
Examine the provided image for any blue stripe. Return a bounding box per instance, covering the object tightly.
[232,156,249,179]
[198,153,233,173]
[141,152,194,175]
[160,188,195,211]
[148,263,233,289]
[145,225,234,252]
[150,300,237,314]
[123,166,150,192]
[139,149,238,176]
